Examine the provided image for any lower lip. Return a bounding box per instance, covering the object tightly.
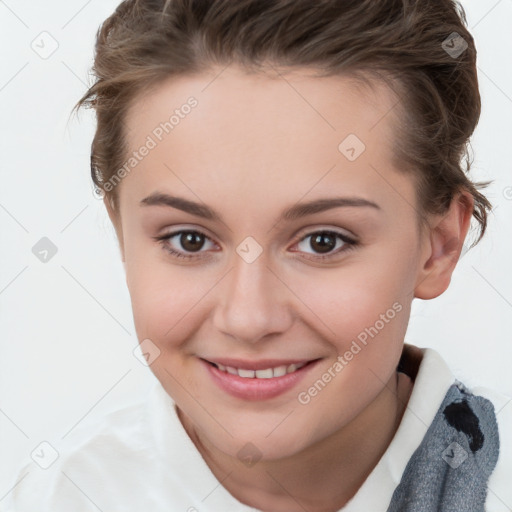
[201,358,320,401]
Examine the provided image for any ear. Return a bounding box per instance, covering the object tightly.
[103,195,125,263]
[414,190,474,300]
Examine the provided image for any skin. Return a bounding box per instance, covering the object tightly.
[105,65,473,512]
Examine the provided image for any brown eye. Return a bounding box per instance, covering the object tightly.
[309,232,337,254]
[294,230,357,261]
[180,231,206,252]
[154,230,216,260]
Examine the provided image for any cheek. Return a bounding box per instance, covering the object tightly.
[288,256,413,387]
[291,257,410,336]
[124,252,201,343]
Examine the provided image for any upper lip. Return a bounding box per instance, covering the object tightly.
[201,357,320,371]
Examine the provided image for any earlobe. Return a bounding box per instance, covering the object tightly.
[103,195,125,262]
[414,191,474,300]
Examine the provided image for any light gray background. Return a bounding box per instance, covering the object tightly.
[1,0,511,498]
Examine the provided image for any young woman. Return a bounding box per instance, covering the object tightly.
[6,1,511,511]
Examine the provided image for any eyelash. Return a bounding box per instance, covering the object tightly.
[153,229,358,262]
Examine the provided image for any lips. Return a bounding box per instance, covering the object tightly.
[201,357,321,400]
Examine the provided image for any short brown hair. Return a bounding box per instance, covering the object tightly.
[73,0,493,247]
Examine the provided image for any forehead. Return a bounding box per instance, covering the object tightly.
[125,65,399,146]
[120,65,412,218]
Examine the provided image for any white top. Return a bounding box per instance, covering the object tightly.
[4,347,512,512]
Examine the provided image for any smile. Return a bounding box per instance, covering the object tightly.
[200,358,322,401]
[210,361,308,378]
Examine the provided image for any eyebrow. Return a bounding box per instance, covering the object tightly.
[140,192,381,222]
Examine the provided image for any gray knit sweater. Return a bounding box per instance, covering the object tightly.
[387,376,500,511]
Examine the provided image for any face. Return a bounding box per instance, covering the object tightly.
[111,65,430,460]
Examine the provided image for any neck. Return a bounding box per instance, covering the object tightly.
[178,369,413,512]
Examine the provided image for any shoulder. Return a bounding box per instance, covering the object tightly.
[469,384,512,512]
[4,396,154,512]
[390,346,512,511]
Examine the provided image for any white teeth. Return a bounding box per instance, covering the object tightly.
[214,362,308,378]
[273,365,288,377]
[238,368,255,378]
[255,368,273,379]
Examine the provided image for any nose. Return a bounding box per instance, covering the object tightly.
[211,249,294,344]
